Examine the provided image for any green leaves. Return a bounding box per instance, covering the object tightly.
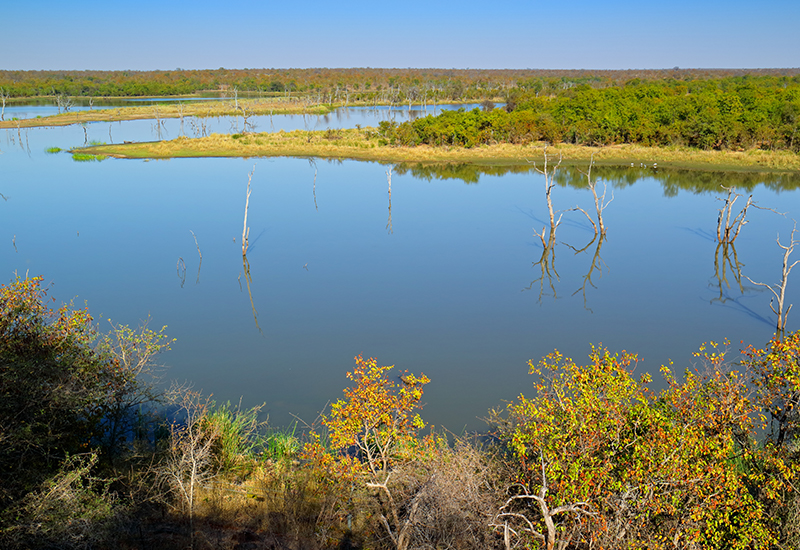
[498,342,787,549]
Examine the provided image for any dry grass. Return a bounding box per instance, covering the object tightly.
[73,129,800,172]
[0,98,330,129]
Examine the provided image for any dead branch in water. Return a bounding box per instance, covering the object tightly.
[747,221,800,334]
[242,166,255,255]
[528,146,563,247]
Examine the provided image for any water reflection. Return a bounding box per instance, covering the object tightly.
[386,167,393,235]
[711,242,745,305]
[308,159,319,211]
[525,231,558,302]
[190,231,202,285]
[572,234,607,312]
[241,254,262,334]
[177,257,186,288]
[394,162,800,193]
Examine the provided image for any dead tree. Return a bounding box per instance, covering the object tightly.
[0,87,8,121]
[747,222,800,333]
[238,102,255,134]
[579,154,613,236]
[159,392,220,548]
[152,106,165,140]
[529,146,563,247]
[242,166,254,255]
[716,186,754,243]
[55,93,73,114]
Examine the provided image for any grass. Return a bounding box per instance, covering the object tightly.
[44,146,61,154]
[71,152,107,162]
[0,98,332,129]
[71,128,800,172]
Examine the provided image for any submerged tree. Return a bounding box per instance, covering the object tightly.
[716,185,755,244]
[747,222,800,333]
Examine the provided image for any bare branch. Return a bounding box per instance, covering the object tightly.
[746,221,800,333]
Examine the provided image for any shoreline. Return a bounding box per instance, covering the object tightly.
[71,128,800,172]
[0,98,332,129]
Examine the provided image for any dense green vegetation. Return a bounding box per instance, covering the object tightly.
[377,75,800,153]
[3,274,800,549]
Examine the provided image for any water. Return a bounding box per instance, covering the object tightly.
[2,107,798,432]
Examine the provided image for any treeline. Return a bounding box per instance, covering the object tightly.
[1,67,799,103]
[3,275,800,549]
[378,75,800,152]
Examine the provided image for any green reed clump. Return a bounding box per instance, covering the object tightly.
[71,152,106,162]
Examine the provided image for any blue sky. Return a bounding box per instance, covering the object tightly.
[4,0,798,70]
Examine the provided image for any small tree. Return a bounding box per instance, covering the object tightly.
[307,355,430,550]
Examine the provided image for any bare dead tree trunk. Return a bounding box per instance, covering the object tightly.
[531,145,563,245]
[747,222,800,334]
[581,154,613,236]
[716,186,754,243]
[177,102,185,136]
[0,87,9,121]
[242,166,255,255]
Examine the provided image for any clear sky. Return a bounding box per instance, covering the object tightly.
[3,0,798,71]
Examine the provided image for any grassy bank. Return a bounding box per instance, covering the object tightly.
[0,98,331,129]
[72,127,800,171]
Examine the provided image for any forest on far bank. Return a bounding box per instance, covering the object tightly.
[1,67,799,102]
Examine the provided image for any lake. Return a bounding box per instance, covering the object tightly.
[2,105,799,433]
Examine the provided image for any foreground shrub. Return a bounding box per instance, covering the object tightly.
[492,342,784,549]
[1,453,123,550]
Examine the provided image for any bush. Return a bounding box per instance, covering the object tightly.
[1,453,123,550]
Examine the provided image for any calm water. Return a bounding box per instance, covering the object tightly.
[2,108,799,432]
